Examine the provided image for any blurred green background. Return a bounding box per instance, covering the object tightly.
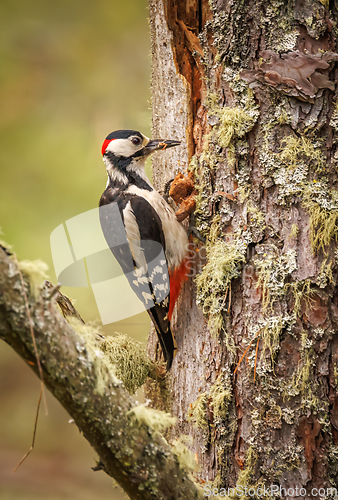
[0,0,152,498]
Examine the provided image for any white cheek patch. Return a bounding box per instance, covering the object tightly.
[106,138,141,157]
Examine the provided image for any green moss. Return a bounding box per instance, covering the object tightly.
[204,87,259,165]
[316,258,335,288]
[186,392,208,429]
[64,312,158,397]
[334,364,338,388]
[287,342,312,399]
[236,447,258,491]
[279,136,324,172]
[258,124,338,253]
[210,446,258,499]
[210,373,232,421]
[270,135,338,253]
[18,259,49,297]
[127,404,176,434]
[188,156,213,238]
[247,201,265,228]
[255,246,297,311]
[289,223,299,239]
[187,372,234,432]
[189,82,258,241]
[260,131,327,208]
[200,146,220,171]
[196,219,245,340]
[171,435,198,474]
[290,279,313,317]
[205,92,220,111]
[101,333,154,394]
[247,200,266,240]
[252,250,317,369]
[328,445,338,484]
[282,330,321,412]
[302,182,338,253]
[260,315,290,362]
[67,317,118,395]
[216,107,258,149]
[237,185,251,203]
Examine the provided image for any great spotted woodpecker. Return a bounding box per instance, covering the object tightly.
[99,129,189,369]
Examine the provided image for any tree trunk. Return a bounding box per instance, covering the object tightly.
[147,0,338,494]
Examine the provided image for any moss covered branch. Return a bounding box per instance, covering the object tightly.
[0,246,202,500]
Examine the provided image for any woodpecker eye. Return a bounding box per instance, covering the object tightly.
[131,137,142,146]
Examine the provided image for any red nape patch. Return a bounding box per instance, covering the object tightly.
[168,258,189,321]
[101,138,115,156]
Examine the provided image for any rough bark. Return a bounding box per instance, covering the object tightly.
[0,246,202,500]
[147,0,338,495]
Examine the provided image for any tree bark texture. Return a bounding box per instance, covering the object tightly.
[147,0,338,494]
[0,247,201,500]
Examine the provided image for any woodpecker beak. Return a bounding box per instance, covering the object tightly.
[143,139,181,154]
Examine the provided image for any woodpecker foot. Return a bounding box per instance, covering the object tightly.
[188,225,206,243]
[187,213,206,243]
[163,178,175,203]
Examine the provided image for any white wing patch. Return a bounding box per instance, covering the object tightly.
[142,291,154,305]
[149,265,163,282]
[132,275,149,287]
[122,201,148,273]
[123,200,169,306]
[121,194,174,311]
[153,283,168,292]
[126,185,188,270]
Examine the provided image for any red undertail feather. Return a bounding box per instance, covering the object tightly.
[168,258,189,321]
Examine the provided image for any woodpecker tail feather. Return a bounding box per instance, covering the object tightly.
[148,307,176,370]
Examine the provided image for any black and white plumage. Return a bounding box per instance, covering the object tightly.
[99,130,188,369]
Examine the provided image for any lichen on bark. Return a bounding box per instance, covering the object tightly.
[148,0,338,492]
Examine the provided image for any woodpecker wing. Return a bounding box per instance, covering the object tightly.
[99,189,175,369]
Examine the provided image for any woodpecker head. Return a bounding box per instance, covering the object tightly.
[101,129,180,183]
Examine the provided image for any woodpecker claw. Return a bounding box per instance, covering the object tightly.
[163,178,175,202]
[187,213,206,243]
[187,225,206,243]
